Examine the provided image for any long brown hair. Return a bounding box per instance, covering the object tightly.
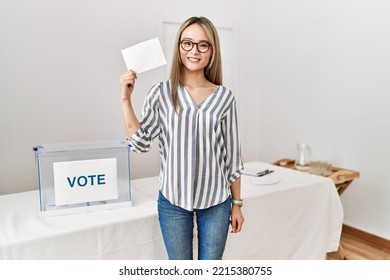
[170,17,223,111]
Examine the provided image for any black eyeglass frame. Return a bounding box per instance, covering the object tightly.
[179,40,212,53]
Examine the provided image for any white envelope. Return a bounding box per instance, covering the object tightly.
[121,37,167,73]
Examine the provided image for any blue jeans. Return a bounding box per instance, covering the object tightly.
[157,192,231,260]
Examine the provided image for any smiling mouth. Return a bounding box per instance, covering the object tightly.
[188,57,201,62]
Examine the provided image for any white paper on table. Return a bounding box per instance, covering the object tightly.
[251,175,281,185]
[242,168,264,176]
[121,37,167,73]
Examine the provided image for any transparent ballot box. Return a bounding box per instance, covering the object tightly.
[33,140,131,217]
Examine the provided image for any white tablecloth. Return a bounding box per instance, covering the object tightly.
[0,161,343,259]
[225,161,343,259]
[0,189,166,260]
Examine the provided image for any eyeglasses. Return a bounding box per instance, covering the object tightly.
[180,40,211,53]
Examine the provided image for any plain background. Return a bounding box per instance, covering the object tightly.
[1,0,389,240]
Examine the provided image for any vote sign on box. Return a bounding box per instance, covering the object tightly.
[53,158,118,206]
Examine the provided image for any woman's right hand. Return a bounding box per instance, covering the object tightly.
[119,70,137,102]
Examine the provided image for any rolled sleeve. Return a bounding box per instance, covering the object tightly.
[127,83,161,153]
[223,98,244,183]
[128,127,152,153]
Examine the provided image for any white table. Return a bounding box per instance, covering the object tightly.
[225,161,343,259]
[0,161,343,259]
[0,189,166,260]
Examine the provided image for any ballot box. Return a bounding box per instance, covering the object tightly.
[33,140,132,217]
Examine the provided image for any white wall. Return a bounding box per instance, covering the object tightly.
[1,0,389,239]
[245,0,390,239]
[0,0,244,193]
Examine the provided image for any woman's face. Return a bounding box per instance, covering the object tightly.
[179,23,212,74]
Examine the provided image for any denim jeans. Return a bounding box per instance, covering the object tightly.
[157,191,231,260]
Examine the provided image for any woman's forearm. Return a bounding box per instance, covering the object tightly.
[230,177,241,200]
[119,70,140,137]
[121,98,140,137]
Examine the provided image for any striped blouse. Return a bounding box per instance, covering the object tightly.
[128,80,243,211]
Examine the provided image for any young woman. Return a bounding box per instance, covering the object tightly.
[119,16,244,260]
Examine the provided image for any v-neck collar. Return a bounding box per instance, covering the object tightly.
[182,84,219,109]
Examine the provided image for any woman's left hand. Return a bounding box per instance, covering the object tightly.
[230,205,244,233]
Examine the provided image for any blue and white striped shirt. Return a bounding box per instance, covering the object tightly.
[128,80,243,211]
